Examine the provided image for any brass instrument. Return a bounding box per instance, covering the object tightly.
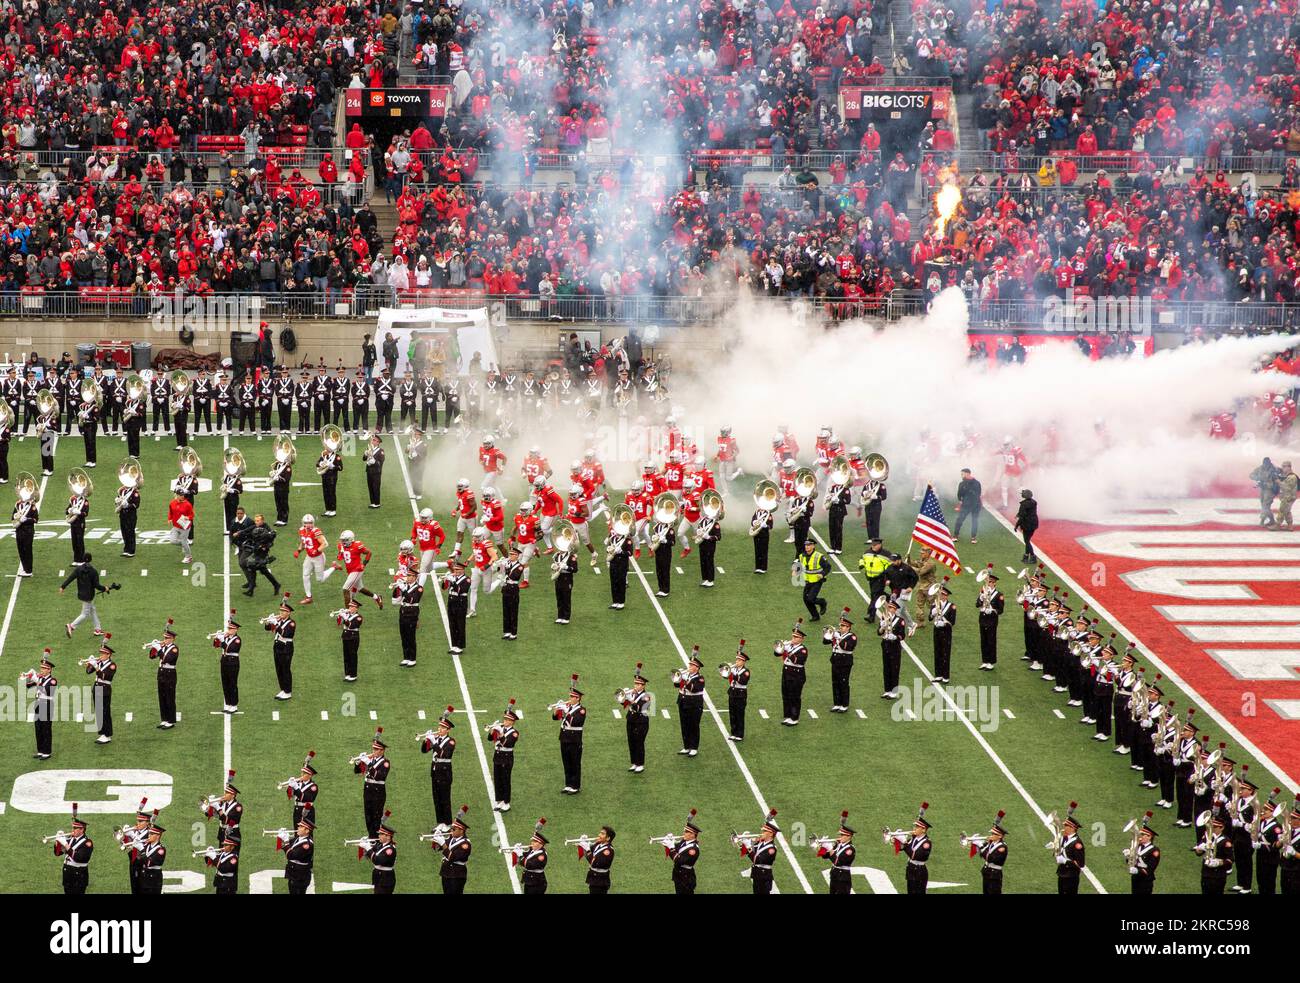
[40,830,70,845]
[327,608,348,620]
[12,472,39,529]
[78,378,103,421]
[808,835,838,852]
[1044,811,1064,853]
[343,836,375,848]
[785,467,816,526]
[550,520,577,580]
[263,827,295,839]
[67,468,93,522]
[0,400,13,432]
[605,504,635,560]
[822,455,852,507]
[220,447,246,499]
[420,824,452,846]
[178,445,203,477]
[274,778,297,791]
[205,630,229,641]
[270,434,297,479]
[881,827,911,846]
[695,488,724,542]
[123,374,145,418]
[959,832,988,850]
[1121,816,1143,864]
[614,686,637,704]
[864,452,889,482]
[647,834,679,846]
[33,389,56,432]
[169,371,190,413]
[545,699,569,715]
[498,841,531,855]
[318,425,343,475]
[114,457,143,513]
[751,479,779,537]
[650,494,678,546]
[198,792,222,815]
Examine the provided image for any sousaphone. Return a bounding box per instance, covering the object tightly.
[752,478,780,513]
[178,445,203,477]
[223,447,247,477]
[118,457,143,489]
[610,503,636,536]
[553,519,577,553]
[865,453,889,482]
[699,488,724,521]
[321,424,344,453]
[68,467,94,497]
[793,466,818,497]
[652,492,679,525]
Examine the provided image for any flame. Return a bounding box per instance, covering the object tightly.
[934,182,962,239]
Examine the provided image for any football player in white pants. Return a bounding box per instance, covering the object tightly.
[468,527,502,616]
[295,514,333,603]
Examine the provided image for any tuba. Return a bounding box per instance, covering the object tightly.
[319,424,343,475]
[610,503,635,536]
[0,400,12,432]
[823,455,852,507]
[751,479,779,536]
[12,471,39,527]
[271,434,297,479]
[115,457,142,513]
[1044,811,1064,853]
[178,445,202,477]
[865,453,889,482]
[79,378,102,421]
[787,467,817,525]
[170,371,190,412]
[34,389,57,431]
[551,520,577,579]
[68,467,94,498]
[221,447,246,498]
[651,493,678,547]
[124,374,146,404]
[696,488,724,543]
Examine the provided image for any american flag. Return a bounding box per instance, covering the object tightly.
[911,486,962,574]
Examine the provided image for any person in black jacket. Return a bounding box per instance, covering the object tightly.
[953,468,983,544]
[1014,489,1039,563]
[239,514,281,597]
[60,552,111,637]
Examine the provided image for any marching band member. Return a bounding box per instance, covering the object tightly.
[398,373,417,430]
[859,459,888,539]
[666,809,702,896]
[77,386,98,467]
[674,648,705,757]
[774,620,809,725]
[333,530,383,609]
[894,802,933,895]
[826,470,851,555]
[554,675,587,794]
[788,481,814,555]
[275,367,295,433]
[220,455,242,533]
[822,609,857,712]
[353,729,390,838]
[820,811,857,895]
[442,558,470,653]
[412,507,447,585]
[202,770,244,848]
[1229,772,1258,893]
[719,643,750,741]
[285,756,319,831]
[419,706,457,828]
[214,371,236,432]
[750,491,774,575]
[516,818,549,895]
[975,565,1004,669]
[418,372,439,432]
[280,811,315,895]
[364,812,398,895]
[260,595,296,700]
[119,801,153,894]
[137,820,167,896]
[1253,788,1284,895]
[489,701,520,811]
[974,811,1009,895]
[294,514,331,603]
[392,567,423,666]
[37,396,57,475]
[212,611,241,713]
[65,476,90,564]
[580,827,616,894]
[21,650,56,758]
[1194,815,1234,894]
[498,544,525,640]
[49,805,93,895]
[146,620,181,729]
[619,664,652,771]
[650,506,675,596]
[738,809,781,896]
[363,432,384,508]
[1279,799,1300,895]
[205,828,241,895]
[877,598,906,700]
[85,636,117,744]
[317,437,342,517]
[434,806,472,895]
[350,371,371,434]
[336,597,363,682]
[1172,713,1199,827]
[1055,804,1086,895]
[605,514,633,609]
[552,532,578,624]
[929,578,956,683]
[1128,815,1160,895]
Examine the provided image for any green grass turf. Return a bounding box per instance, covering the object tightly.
[0,429,1286,893]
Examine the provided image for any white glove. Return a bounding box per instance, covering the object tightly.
[663,835,677,850]
[1055,853,1068,865]
[1128,866,1139,875]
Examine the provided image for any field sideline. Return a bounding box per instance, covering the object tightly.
[0,428,1287,894]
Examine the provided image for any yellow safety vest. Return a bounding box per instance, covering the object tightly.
[800,551,825,583]
[859,552,890,577]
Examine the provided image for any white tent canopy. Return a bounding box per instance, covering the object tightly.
[374,306,498,377]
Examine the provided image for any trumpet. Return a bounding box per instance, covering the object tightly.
[327,608,348,620]
[564,835,598,847]
[40,831,69,844]
[274,777,298,791]
[730,830,760,849]
[882,827,912,845]
[419,824,452,845]
[343,837,375,848]
[959,832,988,850]
[614,686,637,704]
[205,630,228,641]
[348,752,375,768]
[263,827,294,839]
[670,668,685,686]
[545,700,568,714]
[498,842,530,856]
[809,836,838,852]
[259,613,280,628]
[193,848,220,859]
[140,639,162,652]
[416,729,435,745]
[648,834,678,846]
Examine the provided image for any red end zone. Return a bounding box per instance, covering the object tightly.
[1023,499,1300,788]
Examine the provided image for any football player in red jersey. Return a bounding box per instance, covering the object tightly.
[714,426,740,489]
[662,451,686,499]
[521,446,551,485]
[468,527,502,617]
[678,474,704,557]
[625,479,652,558]
[293,513,333,604]
[579,449,608,519]
[566,483,600,569]
[452,478,477,554]
[512,501,541,584]
[332,530,384,608]
[531,476,564,550]
[411,507,446,584]
[478,435,507,489]
[994,436,1028,509]
[395,540,419,579]
[642,462,667,498]
[480,487,506,545]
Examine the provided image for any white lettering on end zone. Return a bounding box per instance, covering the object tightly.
[1122,566,1300,600]
[1078,530,1300,561]
[1207,649,1300,681]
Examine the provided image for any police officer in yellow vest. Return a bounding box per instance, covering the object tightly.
[798,540,830,621]
[858,538,890,623]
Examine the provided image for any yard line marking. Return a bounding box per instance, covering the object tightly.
[321,710,329,721]
[125,712,133,723]
[807,708,819,719]
[631,558,815,894]
[0,438,56,661]
[141,569,148,576]
[395,433,520,894]
[1003,709,1016,720]
[222,433,232,782]
[368,710,378,721]
[272,711,280,722]
[1052,708,1066,719]
[810,529,1108,894]
[984,507,1297,792]
[612,708,621,719]
[661,708,670,719]
[855,709,867,719]
[675,566,684,575]
[717,566,725,574]
[759,708,769,720]
[417,710,427,721]
[58,570,65,578]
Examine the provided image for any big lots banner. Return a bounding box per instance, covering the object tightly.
[840,86,951,121]
[345,86,452,119]
[1030,497,1300,787]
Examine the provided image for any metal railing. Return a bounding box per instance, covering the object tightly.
[4,286,1297,334]
[922,149,1298,178]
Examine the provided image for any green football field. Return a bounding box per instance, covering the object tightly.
[0,427,1286,894]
